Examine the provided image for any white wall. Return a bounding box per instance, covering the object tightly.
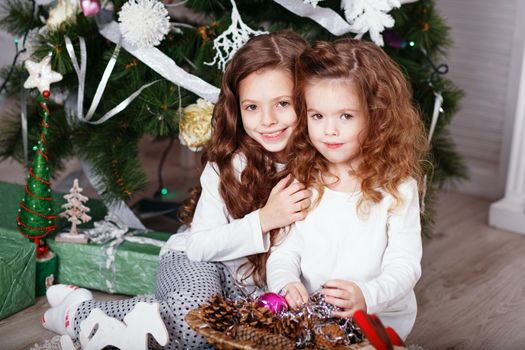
[435,0,525,199]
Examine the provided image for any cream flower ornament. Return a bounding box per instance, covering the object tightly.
[24,56,63,94]
[179,99,214,152]
[47,0,79,29]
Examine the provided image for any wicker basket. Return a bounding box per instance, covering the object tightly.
[185,308,374,350]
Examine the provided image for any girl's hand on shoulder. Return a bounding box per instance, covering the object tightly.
[280,281,309,309]
[321,279,367,318]
[259,175,311,232]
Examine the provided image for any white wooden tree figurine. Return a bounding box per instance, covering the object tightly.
[56,179,91,243]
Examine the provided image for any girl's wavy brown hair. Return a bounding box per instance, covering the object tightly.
[290,38,428,212]
[178,30,307,288]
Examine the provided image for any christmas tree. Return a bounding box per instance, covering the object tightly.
[0,0,467,234]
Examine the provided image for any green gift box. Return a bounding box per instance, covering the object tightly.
[0,231,36,320]
[0,181,106,297]
[0,181,171,297]
[0,182,40,320]
[47,230,171,296]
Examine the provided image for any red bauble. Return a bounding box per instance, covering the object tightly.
[256,292,288,314]
[42,90,50,99]
[37,243,49,259]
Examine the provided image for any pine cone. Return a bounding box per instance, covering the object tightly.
[228,324,295,349]
[200,294,237,331]
[238,302,275,329]
[314,322,347,348]
[273,313,309,341]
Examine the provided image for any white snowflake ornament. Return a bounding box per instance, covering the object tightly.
[205,0,268,71]
[118,0,170,48]
[342,0,401,46]
[23,56,63,94]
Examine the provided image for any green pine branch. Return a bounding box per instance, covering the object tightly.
[0,64,27,96]
[0,0,35,35]
[0,99,74,176]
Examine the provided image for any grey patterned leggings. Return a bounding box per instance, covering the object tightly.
[74,251,244,349]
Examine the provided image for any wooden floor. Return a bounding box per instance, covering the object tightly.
[406,192,525,350]
[2,191,525,349]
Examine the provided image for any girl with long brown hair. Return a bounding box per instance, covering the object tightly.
[267,38,428,340]
[41,31,309,350]
[167,29,310,289]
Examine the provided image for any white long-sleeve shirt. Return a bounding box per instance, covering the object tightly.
[161,154,277,287]
[266,178,422,340]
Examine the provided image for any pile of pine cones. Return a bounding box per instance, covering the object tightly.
[198,294,364,349]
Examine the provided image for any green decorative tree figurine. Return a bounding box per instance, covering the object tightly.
[16,56,63,257]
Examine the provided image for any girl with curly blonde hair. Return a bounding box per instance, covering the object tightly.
[267,38,428,340]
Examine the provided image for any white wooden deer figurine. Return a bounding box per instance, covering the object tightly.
[60,302,169,350]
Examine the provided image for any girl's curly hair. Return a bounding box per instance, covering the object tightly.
[178,30,307,287]
[289,38,428,213]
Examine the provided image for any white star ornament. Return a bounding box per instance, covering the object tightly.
[23,56,63,94]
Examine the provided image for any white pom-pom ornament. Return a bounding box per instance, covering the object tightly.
[118,0,170,49]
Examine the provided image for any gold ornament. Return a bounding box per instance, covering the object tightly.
[198,26,209,41]
[197,22,219,42]
[125,59,139,69]
[179,98,214,152]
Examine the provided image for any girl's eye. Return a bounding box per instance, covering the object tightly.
[277,101,290,108]
[310,114,323,120]
[341,113,353,120]
[245,104,257,111]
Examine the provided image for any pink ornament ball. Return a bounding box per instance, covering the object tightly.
[256,292,288,314]
[80,0,101,17]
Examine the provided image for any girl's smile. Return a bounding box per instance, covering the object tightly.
[323,142,344,149]
[259,127,289,141]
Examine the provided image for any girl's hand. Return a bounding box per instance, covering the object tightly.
[280,282,309,309]
[321,279,367,318]
[259,175,311,233]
